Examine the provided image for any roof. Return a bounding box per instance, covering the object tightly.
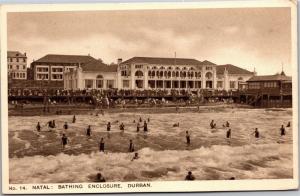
[247,73,292,82]
[121,56,202,66]
[7,51,26,57]
[33,54,96,64]
[217,64,253,75]
[81,60,118,72]
[201,60,216,65]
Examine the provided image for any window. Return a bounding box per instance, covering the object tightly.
[96,80,103,88]
[135,64,143,69]
[206,66,212,70]
[135,70,143,77]
[23,58,26,62]
[16,65,19,70]
[23,65,26,69]
[52,67,63,72]
[205,72,213,79]
[52,74,63,80]
[9,65,12,69]
[37,67,49,72]
[106,80,115,88]
[16,58,19,62]
[85,80,93,89]
[217,81,223,88]
[263,82,278,88]
[249,82,260,89]
[123,80,130,88]
[230,81,236,89]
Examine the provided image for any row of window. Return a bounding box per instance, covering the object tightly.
[9,65,26,70]
[37,67,64,73]
[8,57,26,63]
[85,79,115,89]
[217,81,236,89]
[36,73,63,80]
[248,82,279,89]
[10,72,26,79]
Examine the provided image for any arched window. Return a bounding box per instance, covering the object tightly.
[168,71,171,77]
[135,70,144,77]
[152,71,155,77]
[197,72,202,78]
[164,71,167,77]
[183,72,186,77]
[148,71,151,76]
[156,71,159,77]
[172,71,176,77]
[195,72,198,78]
[160,71,163,77]
[96,75,104,88]
[205,72,213,80]
[191,72,194,77]
[176,71,179,77]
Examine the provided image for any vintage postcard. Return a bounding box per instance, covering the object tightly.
[0,0,298,194]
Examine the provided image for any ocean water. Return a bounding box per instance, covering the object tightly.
[8,107,293,183]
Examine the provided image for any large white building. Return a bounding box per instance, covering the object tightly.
[7,51,27,80]
[64,56,255,91]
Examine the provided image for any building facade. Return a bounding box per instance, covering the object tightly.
[64,60,118,90]
[64,56,254,91]
[31,54,96,81]
[7,51,27,80]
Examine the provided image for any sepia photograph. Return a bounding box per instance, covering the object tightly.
[1,0,298,194]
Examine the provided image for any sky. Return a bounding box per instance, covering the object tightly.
[8,7,292,75]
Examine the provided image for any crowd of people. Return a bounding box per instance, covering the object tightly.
[33,112,291,182]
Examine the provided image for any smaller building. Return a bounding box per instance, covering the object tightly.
[247,71,292,93]
[31,54,96,81]
[216,64,255,91]
[244,71,292,107]
[64,60,118,90]
[7,51,27,80]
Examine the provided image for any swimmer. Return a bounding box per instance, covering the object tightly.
[129,139,135,152]
[280,125,286,136]
[186,131,191,145]
[107,122,111,132]
[173,123,179,127]
[63,122,68,131]
[251,128,260,138]
[226,129,231,138]
[96,173,106,182]
[86,125,91,137]
[36,122,41,132]
[131,152,139,161]
[185,171,195,181]
[286,121,291,127]
[143,121,148,132]
[119,123,125,131]
[61,134,69,149]
[72,115,76,123]
[99,138,105,152]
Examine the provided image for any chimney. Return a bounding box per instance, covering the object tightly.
[117,58,123,64]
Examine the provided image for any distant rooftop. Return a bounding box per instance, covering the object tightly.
[7,51,26,58]
[247,72,292,82]
[121,56,203,66]
[81,60,118,72]
[217,64,254,75]
[32,54,96,64]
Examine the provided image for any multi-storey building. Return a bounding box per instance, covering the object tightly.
[7,51,27,80]
[64,56,254,91]
[31,54,96,81]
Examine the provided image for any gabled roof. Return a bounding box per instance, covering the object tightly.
[33,54,96,64]
[247,72,292,82]
[217,64,253,75]
[7,51,26,57]
[201,60,216,65]
[121,56,202,66]
[81,60,118,72]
